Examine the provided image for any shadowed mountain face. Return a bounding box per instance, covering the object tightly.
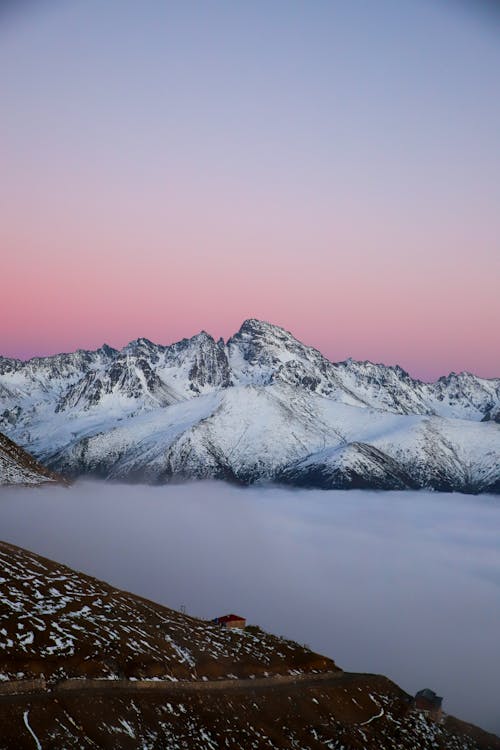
[0,432,66,486]
[0,320,499,492]
[0,541,499,750]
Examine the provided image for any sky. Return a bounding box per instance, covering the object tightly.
[0,0,499,380]
[0,482,499,734]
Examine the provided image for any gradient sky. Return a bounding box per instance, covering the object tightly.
[1,0,499,380]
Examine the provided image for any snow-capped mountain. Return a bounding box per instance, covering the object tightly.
[0,320,499,492]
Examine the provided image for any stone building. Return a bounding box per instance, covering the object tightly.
[412,689,443,722]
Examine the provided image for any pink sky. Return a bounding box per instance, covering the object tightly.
[2,201,498,381]
[1,1,499,381]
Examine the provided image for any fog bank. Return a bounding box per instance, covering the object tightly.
[0,482,499,734]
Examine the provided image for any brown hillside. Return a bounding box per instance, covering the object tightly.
[0,541,498,750]
[0,433,67,486]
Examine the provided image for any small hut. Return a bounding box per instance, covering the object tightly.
[412,689,443,722]
[213,614,246,629]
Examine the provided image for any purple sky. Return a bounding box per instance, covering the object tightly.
[1,0,499,380]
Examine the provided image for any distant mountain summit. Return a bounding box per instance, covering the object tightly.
[0,320,499,492]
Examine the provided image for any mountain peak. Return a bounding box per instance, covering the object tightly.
[228,320,306,353]
[97,343,117,357]
[236,319,292,337]
[122,337,157,354]
[193,330,215,342]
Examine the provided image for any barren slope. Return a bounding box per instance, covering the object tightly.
[0,432,65,487]
[0,542,499,749]
[0,541,333,683]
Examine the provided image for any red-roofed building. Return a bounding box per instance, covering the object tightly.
[213,614,246,629]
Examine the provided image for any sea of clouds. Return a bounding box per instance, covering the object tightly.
[0,481,499,734]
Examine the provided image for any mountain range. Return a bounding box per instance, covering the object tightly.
[0,319,499,492]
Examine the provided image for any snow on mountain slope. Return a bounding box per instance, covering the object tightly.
[228,320,500,418]
[0,346,119,452]
[333,359,435,416]
[156,331,231,397]
[335,360,500,420]
[0,346,116,404]
[0,432,65,486]
[155,385,346,483]
[279,442,416,490]
[431,372,500,419]
[47,385,343,482]
[48,391,224,481]
[280,414,500,493]
[39,384,500,492]
[227,319,367,407]
[0,320,499,492]
[367,416,500,492]
[483,404,500,423]
[55,352,180,413]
